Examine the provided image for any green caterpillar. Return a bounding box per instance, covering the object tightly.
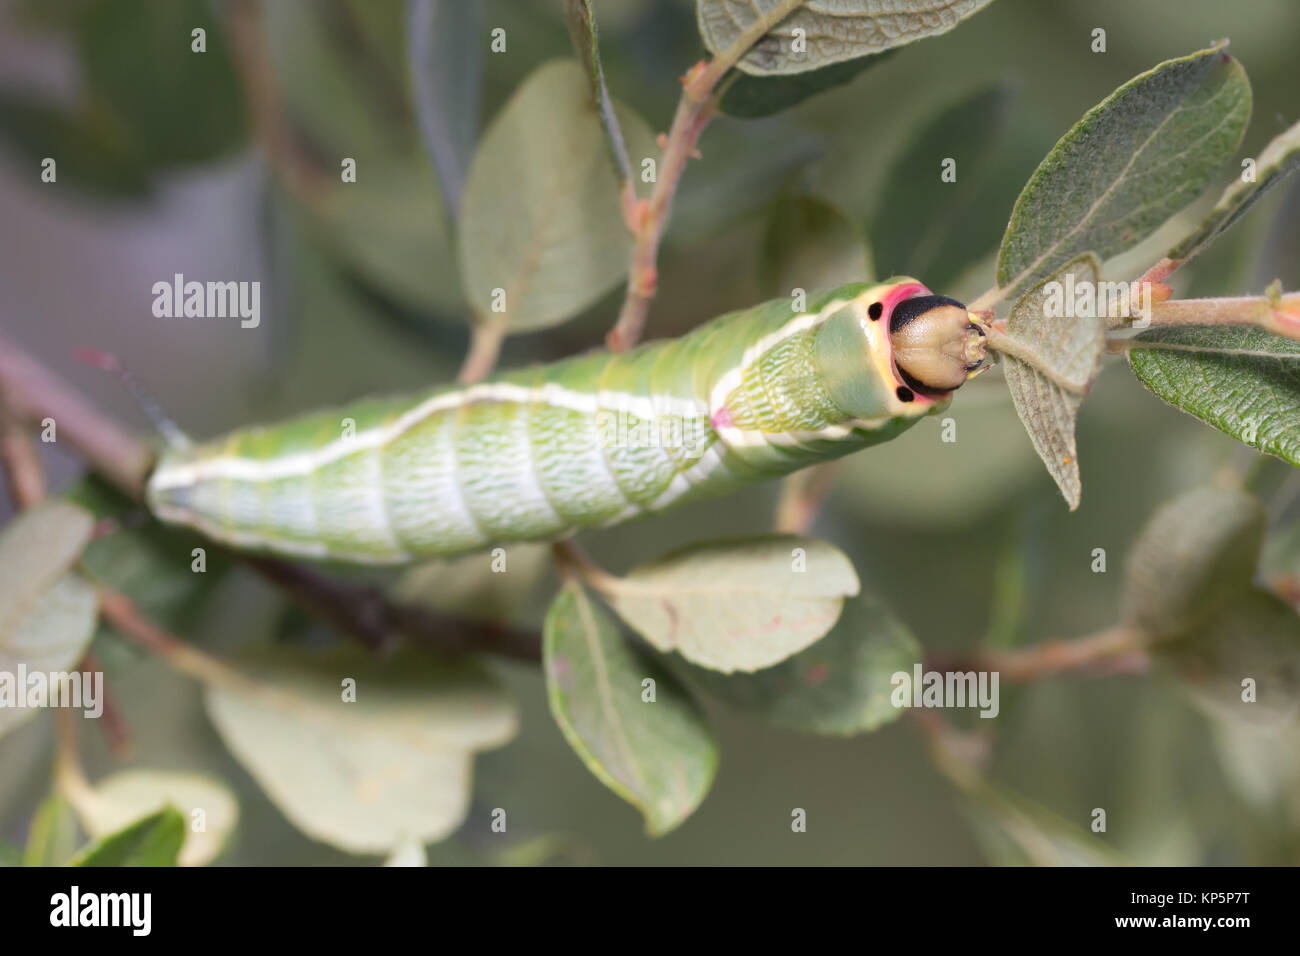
[146,279,986,563]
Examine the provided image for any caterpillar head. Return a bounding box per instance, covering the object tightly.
[888,294,987,394]
[814,280,988,425]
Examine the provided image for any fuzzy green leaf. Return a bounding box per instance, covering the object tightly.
[1123,487,1300,727]
[996,43,1251,301]
[697,0,995,77]
[1169,116,1300,263]
[683,594,919,735]
[205,647,516,854]
[1000,253,1105,509]
[0,502,99,740]
[544,583,717,836]
[602,535,860,673]
[458,59,656,332]
[1121,485,1265,640]
[1128,326,1300,465]
[563,0,632,184]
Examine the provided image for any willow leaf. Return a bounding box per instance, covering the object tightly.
[603,535,860,673]
[458,60,656,332]
[697,0,995,77]
[204,647,516,854]
[1001,253,1104,509]
[996,43,1251,301]
[1128,326,1300,465]
[1168,116,1300,264]
[544,582,717,836]
[682,594,918,735]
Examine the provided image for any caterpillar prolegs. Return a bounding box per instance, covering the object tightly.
[146,279,987,563]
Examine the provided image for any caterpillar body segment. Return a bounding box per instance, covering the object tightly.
[146,279,984,563]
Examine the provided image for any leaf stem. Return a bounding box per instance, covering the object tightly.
[0,335,155,498]
[1129,290,1300,339]
[967,285,1003,314]
[0,399,46,508]
[96,587,250,690]
[563,0,634,190]
[926,624,1149,683]
[1105,290,1300,356]
[552,539,622,593]
[606,0,806,350]
[982,326,1090,395]
[458,317,507,384]
[773,461,841,534]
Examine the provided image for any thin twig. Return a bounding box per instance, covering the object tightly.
[458,319,507,384]
[773,461,841,534]
[226,0,328,203]
[0,402,46,508]
[0,332,539,664]
[1139,291,1300,338]
[1105,291,1300,354]
[606,0,806,350]
[552,539,620,592]
[244,554,541,663]
[0,336,154,497]
[97,588,259,690]
[80,651,130,757]
[926,625,1149,684]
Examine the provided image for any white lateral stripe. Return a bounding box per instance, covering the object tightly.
[648,442,728,510]
[706,296,852,424]
[705,295,872,450]
[149,501,413,563]
[149,380,707,488]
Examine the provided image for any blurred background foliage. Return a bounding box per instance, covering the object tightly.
[2,0,1300,864]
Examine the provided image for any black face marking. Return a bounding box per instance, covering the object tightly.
[896,386,914,403]
[868,302,883,320]
[896,366,933,396]
[888,294,967,333]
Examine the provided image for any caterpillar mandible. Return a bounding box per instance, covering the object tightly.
[145,279,987,563]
